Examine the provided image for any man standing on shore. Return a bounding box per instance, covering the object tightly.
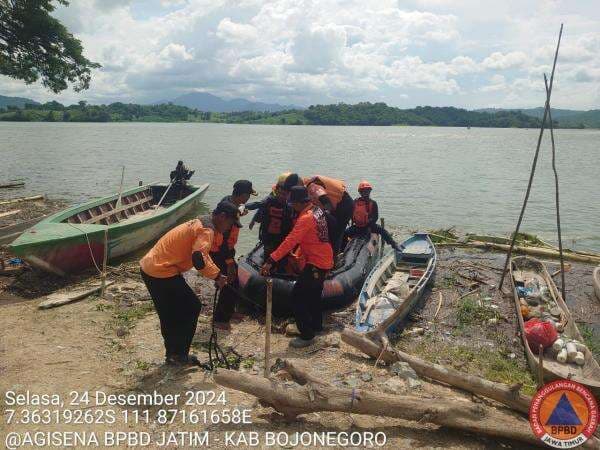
[140,202,240,366]
[211,180,258,329]
[261,186,333,348]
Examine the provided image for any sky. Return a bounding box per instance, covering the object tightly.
[1,0,599,109]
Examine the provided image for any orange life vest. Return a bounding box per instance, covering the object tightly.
[352,198,373,228]
[267,204,284,235]
[304,175,346,209]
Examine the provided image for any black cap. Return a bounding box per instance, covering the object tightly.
[283,173,300,191]
[233,180,257,196]
[289,186,310,204]
[213,200,242,227]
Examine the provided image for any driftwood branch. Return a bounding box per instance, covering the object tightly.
[438,241,600,265]
[341,328,532,415]
[214,368,543,447]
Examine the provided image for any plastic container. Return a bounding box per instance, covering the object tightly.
[557,348,568,363]
[552,338,565,352]
[566,342,578,362]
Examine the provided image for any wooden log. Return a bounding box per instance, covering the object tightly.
[0,195,44,206]
[0,209,20,219]
[341,328,532,415]
[214,369,543,447]
[282,359,328,386]
[593,266,600,302]
[39,281,115,309]
[0,181,25,189]
[264,278,273,378]
[438,241,600,265]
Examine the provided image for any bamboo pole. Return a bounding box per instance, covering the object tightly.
[115,166,125,209]
[264,278,273,378]
[538,344,545,389]
[439,241,600,265]
[544,74,566,302]
[499,24,563,290]
[100,227,109,299]
[0,195,44,206]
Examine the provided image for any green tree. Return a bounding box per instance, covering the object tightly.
[0,0,100,92]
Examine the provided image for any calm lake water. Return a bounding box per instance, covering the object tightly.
[1,122,599,252]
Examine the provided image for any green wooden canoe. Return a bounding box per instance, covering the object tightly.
[9,182,209,275]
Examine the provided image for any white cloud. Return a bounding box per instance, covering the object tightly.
[0,0,599,109]
[482,51,528,70]
[216,18,259,44]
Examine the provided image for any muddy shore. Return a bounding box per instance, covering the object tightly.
[1,198,599,449]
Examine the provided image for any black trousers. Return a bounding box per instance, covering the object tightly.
[291,264,327,340]
[332,192,354,254]
[210,253,240,323]
[345,223,398,248]
[141,270,202,358]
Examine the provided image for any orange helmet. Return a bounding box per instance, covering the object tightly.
[358,180,372,192]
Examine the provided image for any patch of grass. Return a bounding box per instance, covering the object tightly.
[95,303,112,311]
[579,323,600,359]
[135,360,150,371]
[512,232,547,247]
[241,357,256,369]
[456,295,499,327]
[440,274,459,288]
[409,339,536,395]
[429,227,458,243]
[113,303,154,328]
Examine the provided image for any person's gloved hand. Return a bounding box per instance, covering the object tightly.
[260,262,273,276]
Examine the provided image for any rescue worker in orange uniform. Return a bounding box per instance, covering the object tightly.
[211,180,257,330]
[261,186,334,348]
[345,181,399,250]
[283,173,353,255]
[140,201,240,366]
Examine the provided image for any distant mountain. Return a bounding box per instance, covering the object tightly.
[475,107,600,128]
[161,92,298,113]
[0,94,39,109]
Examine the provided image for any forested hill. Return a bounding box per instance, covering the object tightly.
[0,100,565,128]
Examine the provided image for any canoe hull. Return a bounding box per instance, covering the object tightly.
[354,233,437,334]
[9,183,208,275]
[510,256,600,397]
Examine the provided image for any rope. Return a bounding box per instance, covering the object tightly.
[545,74,567,301]
[66,222,104,274]
[200,287,242,371]
[499,24,563,290]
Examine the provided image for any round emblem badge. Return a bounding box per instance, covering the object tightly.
[529,380,598,448]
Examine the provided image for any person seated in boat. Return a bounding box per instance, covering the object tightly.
[260,186,334,348]
[246,178,294,265]
[210,180,258,330]
[170,160,194,194]
[345,180,399,251]
[282,173,353,255]
[139,201,239,366]
[247,172,291,228]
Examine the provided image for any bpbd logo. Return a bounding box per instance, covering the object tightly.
[529,380,598,448]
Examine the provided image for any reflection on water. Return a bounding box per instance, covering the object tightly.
[2,122,599,252]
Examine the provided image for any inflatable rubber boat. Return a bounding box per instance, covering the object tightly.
[237,233,382,317]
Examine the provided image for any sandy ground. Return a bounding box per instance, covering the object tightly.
[1,208,599,450]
